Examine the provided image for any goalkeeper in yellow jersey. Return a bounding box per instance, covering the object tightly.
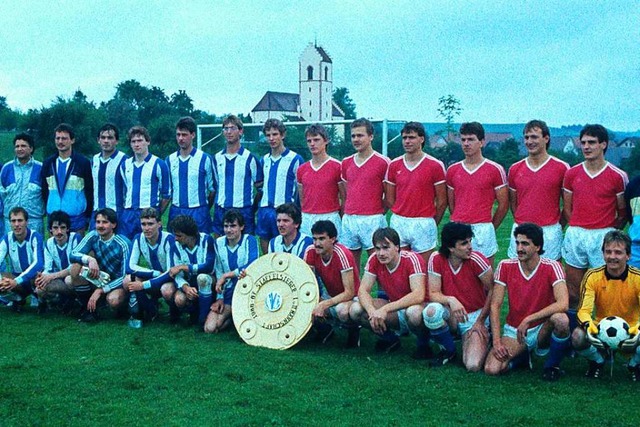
[571,230,640,380]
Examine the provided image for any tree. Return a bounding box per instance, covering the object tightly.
[437,95,462,141]
[170,90,194,116]
[0,96,20,130]
[622,143,640,179]
[332,87,356,119]
[485,138,522,170]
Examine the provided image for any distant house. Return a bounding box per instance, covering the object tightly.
[250,43,345,123]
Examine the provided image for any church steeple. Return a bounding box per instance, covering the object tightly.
[299,43,333,121]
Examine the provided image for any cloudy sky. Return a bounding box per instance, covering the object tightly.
[1,1,638,130]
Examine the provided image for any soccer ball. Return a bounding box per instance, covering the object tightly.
[597,316,630,350]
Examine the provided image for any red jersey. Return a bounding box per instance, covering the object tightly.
[428,250,490,312]
[446,159,507,223]
[495,257,565,328]
[365,250,426,302]
[296,158,342,214]
[563,162,628,229]
[304,242,360,296]
[508,156,569,226]
[341,152,389,215]
[386,154,446,218]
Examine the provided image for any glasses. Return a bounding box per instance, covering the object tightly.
[223,126,238,133]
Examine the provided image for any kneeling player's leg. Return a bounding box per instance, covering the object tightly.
[406,303,430,354]
[106,288,127,311]
[204,303,232,333]
[540,313,570,371]
[484,325,528,376]
[196,274,214,325]
[571,326,605,364]
[423,303,455,356]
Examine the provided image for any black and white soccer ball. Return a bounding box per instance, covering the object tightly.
[597,316,630,350]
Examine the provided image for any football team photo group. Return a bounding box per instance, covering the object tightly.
[2,114,640,384]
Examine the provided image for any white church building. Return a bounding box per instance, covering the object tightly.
[250,43,345,123]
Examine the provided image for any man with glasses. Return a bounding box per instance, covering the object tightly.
[212,115,263,237]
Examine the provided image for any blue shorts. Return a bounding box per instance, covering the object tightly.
[169,205,212,234]
[69,213,89,233]
[119,209,143,240]
[255,207,278,240]
[213,206,255,236]
[222,284,235,305]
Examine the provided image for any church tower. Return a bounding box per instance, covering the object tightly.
[299,43,333,122]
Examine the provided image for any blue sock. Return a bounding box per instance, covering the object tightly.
[128,293,139,316]
[135,291,156,316]
[198,291,213,324]
[508,350,531,370]
[544,333,571,369]
[567,309,578,331]
[430,326,456,354]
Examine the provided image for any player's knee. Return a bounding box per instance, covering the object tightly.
[161,283,176,301]
[405,304,424,328]
[335,303,351,323]
[550,313,569,336]
[197,275,212,293]
[106,291,124,309]
[465,360,483,373]
[349,302,364,322]
[422,302,448,330]
[174,292,187,308]
[483,356,502,376]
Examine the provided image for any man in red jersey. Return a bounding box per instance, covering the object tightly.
[562,124,628,328]
[446,122,508,266]
[349,228,428,354]
[304,220,360,347]
[386,122,447,263]
[422,222,494,370]
[296,124,344,237]
[485,223,570,381]
[341,118,389,265]
[507,120,568,260]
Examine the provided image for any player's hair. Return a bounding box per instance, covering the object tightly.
[513,222,545,255]
[140,207,160,221]
[9,206,28,221]
[372,227,400,248]
[305,124,329,142]
[459,121,485,141]
[311,220,337,239]
[439,222,474,258]
[223,209,245,228]
[95,208,118,225]
[401,121,427,147]
[98,123,119,141]
[48,210,71,230]
[601,230,631,255]
[13,132,34,149]
[524,119,550,149]
[170,215,199,238]
[351,118,374,136]
[54,123,75,140]
[276,203,302,226]
[580,124,609,153]
[223,114,244,131]
[263,118,286,136]
[176,116,197,134]
[128,126,151,143]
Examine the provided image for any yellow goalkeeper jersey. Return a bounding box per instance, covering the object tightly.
[577,265,640,327]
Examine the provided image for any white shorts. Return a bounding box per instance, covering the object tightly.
[503,323,549,356]
[341,214,388,251]
[508,223,563,260]
[389,215,437,253]
[301,211,342,238]
[562,226,613,269]
[470,222,498,258]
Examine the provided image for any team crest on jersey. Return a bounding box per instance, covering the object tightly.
[265,291,282,312]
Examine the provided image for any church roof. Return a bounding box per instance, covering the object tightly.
[315,45,332,63]
[251,91,300,112]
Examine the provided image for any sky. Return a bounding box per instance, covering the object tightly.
[1,0,639,131]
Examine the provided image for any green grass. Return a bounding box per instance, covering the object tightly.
[2,211,640,426]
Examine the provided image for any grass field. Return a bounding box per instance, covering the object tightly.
[2,213,640,426]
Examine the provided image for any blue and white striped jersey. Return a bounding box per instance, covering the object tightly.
[128,230,175,280]
[213,147,263,209]
[44,232,82,273]
[268,232,313,259]
[215,233,259,289]
[166,148,214,209]
[259,148,303,208]
[121,153,170,210]
[0,229,44,286]
[92,150,127,212]
[171,233,215,289]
